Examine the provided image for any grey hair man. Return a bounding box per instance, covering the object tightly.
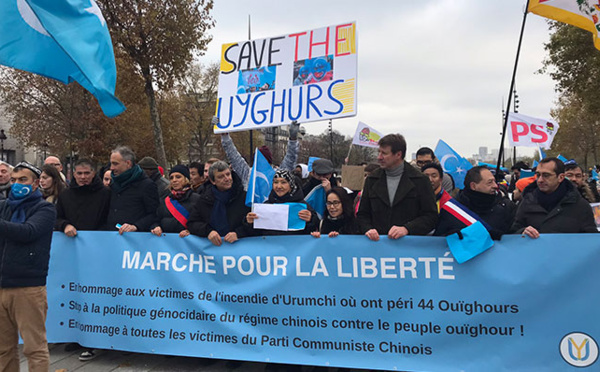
[188,161,249,246]
[106,146,159,234]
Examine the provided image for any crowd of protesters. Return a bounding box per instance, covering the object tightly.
[0,123,597,371]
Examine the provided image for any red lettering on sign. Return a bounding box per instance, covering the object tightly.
[511,121,529,142]
[288,32,307,62]
[309,27,330,59]
[530,124,549,143]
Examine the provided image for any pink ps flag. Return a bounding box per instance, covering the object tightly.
[351,121,383,148]
[507,112,560,149]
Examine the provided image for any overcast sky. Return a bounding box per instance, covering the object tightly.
[199,1,557,160]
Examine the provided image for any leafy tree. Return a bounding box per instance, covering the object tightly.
[0,52,150,165]
[540,21,600,167]
[98,0,215,167]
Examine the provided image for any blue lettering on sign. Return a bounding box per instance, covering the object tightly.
[220,79,348,128]
[233,95,251,127]
[251,92,268,124]
[324,80,344,115]
[288,86,303,121]
[270,89,287,123]
[306,84,323,120]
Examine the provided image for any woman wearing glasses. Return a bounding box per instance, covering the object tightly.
[311,187,359,238]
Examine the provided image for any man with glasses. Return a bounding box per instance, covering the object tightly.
[565,162,599,203]
[415,147,455,193]
[511,157,597,238]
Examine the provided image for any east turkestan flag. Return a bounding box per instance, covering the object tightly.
[529,0,600,50]
[0,0,125,117]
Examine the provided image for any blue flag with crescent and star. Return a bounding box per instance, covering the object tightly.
[434,140,473,190]
[0,0,125,117]
[304,184,326,219]
[246,148,276,207]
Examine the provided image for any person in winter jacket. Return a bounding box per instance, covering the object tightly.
[511,157,598,238]
[151,165,200,238]
[188,161,249,246]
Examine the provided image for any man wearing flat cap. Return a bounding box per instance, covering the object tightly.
[0,161,56,372]
[302,158,339,196]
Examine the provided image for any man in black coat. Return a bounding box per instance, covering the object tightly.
[55,158,111,235]
[188,160,249,246]
[357,134,438,240]
[511,157,598,237]
[106,146,159,234]
[434,166,516,239]
[0,162,56,372]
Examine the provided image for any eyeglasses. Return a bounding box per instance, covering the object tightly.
[326,200,341,207]
[416,160,432,167]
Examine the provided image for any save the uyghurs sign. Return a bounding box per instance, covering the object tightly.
[214,22,357,133]
[45,232,600,371]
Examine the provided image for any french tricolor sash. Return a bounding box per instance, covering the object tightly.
[165,197,190,228]
[439,192,493,232]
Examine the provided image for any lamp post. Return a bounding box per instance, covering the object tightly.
[0,129,6,162]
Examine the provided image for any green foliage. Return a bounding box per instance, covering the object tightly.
[541,21,600,168]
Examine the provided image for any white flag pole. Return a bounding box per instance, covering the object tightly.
[251,148,258,212]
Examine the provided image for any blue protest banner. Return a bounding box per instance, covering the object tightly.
[47,232,600,371]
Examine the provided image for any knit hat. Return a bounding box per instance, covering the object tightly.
[170,164,190,180]
[138,156,159,170]
[259,146,273,164]
[274,168,297,195]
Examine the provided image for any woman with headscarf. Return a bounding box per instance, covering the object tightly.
[151,165,200,238]
[311,187,360,238]
[39,164,67,205]
[245,169,319,236]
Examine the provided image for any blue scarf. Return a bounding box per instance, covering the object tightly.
[7,189,43,223]
[210,185,233,236]
[111,165,144,193]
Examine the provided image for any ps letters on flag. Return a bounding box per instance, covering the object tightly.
[507,112,559,149]
[352,121,383,148]
[529,0,600,50]
[0,0,125,117]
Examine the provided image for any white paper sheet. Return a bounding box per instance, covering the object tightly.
[253,204,289,231]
